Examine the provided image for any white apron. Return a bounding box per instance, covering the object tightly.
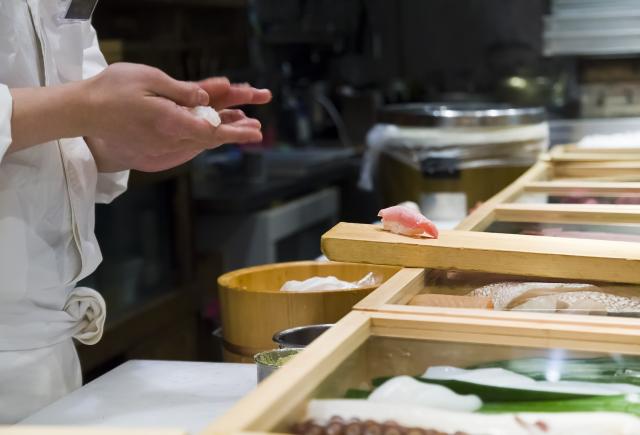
[0,0,128,422]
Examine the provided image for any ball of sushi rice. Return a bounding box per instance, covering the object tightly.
[189,106,221,127]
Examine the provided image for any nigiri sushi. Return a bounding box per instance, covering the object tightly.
[378,205,438,238]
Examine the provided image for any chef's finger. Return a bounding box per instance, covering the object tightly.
[219,109,262,129]
[219,109,247,123]
[197,77,231,101]
[232,83,272,104]
[249,88,272,104]
[212,125,263,145]
[211,86,271,110]
[150,72,209,107]
[228,117,262,129]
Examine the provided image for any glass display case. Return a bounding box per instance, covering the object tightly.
[209,311,640,434]
[514,191,640,205]
[320,144,640,324]
[485,221,640,242]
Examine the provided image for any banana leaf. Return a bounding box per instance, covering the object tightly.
[481,394,640,416]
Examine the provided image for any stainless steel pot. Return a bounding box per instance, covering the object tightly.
[272,324,332,349]
[376,102,546,128]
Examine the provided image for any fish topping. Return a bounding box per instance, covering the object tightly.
[377,206,439,238]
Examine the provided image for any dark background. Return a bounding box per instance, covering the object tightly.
[81,0,569,379]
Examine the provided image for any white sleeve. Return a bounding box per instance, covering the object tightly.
[0,85,12,164]
[82,23,129,204]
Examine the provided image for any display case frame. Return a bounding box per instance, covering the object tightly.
[206,310,640,434]
[211,144,640,434]
[321,144,640,317]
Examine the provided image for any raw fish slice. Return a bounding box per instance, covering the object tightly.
[368,376,482,412]
[468,282,640,313]
[378,205,439,238]
[468,282,599,310]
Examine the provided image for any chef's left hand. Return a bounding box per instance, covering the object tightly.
[86,74,271,173]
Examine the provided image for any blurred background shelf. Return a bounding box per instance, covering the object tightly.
[107,0,247,8]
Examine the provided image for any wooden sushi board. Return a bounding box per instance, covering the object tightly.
[321,222,640,285]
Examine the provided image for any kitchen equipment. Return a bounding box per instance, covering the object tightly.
[362,103,548,219]
[217,261,400,362]
[272,324,332,349]
[254,348,302,383]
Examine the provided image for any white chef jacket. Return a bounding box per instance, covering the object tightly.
[0,0,128,422]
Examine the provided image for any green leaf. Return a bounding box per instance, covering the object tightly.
[480,394,640,416]
[344,389,371,399]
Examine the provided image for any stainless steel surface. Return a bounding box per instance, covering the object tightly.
[272,324,332,349]
[377,103,546,128]
[254,348,302,383]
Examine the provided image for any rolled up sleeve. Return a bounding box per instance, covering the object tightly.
[0,85,13,163]
[82,23,129,203]
[95,170,129,204]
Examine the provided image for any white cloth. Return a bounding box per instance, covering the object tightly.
[0,339,81,423]
[0,0,127,422]
[577,131,640,149]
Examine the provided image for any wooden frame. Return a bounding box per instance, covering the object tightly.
[493,203,640,224]
[547,144,640,161]
[320,143,640,316]
[209,144,640,435]
[206,310,640,435]
[543,145,640,181]
[321,222,640,284]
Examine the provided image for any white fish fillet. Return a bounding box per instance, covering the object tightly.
[468,282,640,313]
[368,376,482,412]
[305,399,640,435]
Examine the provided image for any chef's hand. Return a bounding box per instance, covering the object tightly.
[197,77,272,111]
[83,63,268,173]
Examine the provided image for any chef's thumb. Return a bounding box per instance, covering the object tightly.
[153,75,210,107]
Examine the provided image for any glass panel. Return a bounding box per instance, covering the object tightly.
[485,221,640,243]
[411,269,640,317]
[290,335,640,434]
[515,191,640,205]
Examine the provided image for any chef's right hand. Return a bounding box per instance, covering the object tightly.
[83,63,263,172]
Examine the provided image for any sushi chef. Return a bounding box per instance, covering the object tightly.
[0,0,271,423]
